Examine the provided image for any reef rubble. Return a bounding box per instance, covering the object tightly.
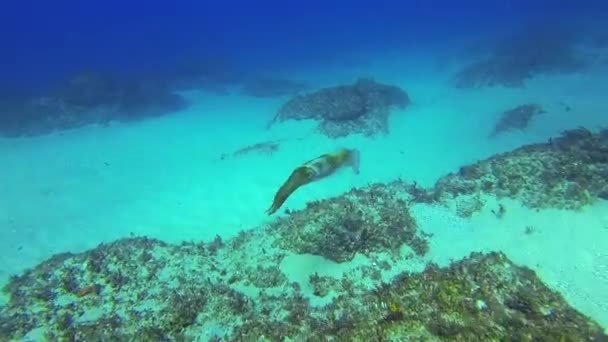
[268,78,410,138]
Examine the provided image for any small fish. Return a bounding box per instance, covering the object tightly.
[266,148,360,215]
[490,104,546,137]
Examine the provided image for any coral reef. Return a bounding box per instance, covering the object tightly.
[1,233,605,341]
[490,103,546,137]
[453,23,588,88]
[268,78,410,138]
[365,252,608,341]
[0,234,281,341]
[268,182,429,262]
[432,128,608,214]
[2,127,608,339]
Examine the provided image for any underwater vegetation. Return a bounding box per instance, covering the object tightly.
[1,232,605,341]
[268,78,410,138]
[433,127,608,215]
[489,103,546,137]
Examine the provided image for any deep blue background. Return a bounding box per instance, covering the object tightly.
[1,0,606,94]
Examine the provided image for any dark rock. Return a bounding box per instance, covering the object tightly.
[268,78,410,138]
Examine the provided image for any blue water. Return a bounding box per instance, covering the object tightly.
[1,0,608,340]
[1,0,601,90]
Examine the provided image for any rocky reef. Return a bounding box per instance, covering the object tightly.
[1,232,605,341]
[2,124,608,339]
[431,128,608,215]
[0,72,188,137]
[269,182,429,262]
[268,78,410,138]
[366,252,607,341]
[453,23,588,88]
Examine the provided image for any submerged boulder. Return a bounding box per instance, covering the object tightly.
[268,78,410,138]
[0,72,188,137]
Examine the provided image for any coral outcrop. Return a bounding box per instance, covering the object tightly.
[1,235,605,341]
[268,182,429,262]
[268,78,410,138]
[432,128,608,215]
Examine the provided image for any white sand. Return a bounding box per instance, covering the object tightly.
[1,53,607,327]
[415,197,608,329]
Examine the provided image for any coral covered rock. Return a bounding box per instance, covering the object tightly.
[268,78,410,138]
[0,236,278,341]
[433,127,608,213]
[268,182,429,262]
[2,236,605,341]
[360,252,607,341]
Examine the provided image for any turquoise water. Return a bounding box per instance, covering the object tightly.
[1,1,608,340]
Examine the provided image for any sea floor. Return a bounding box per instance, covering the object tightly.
[1,53,607,333]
